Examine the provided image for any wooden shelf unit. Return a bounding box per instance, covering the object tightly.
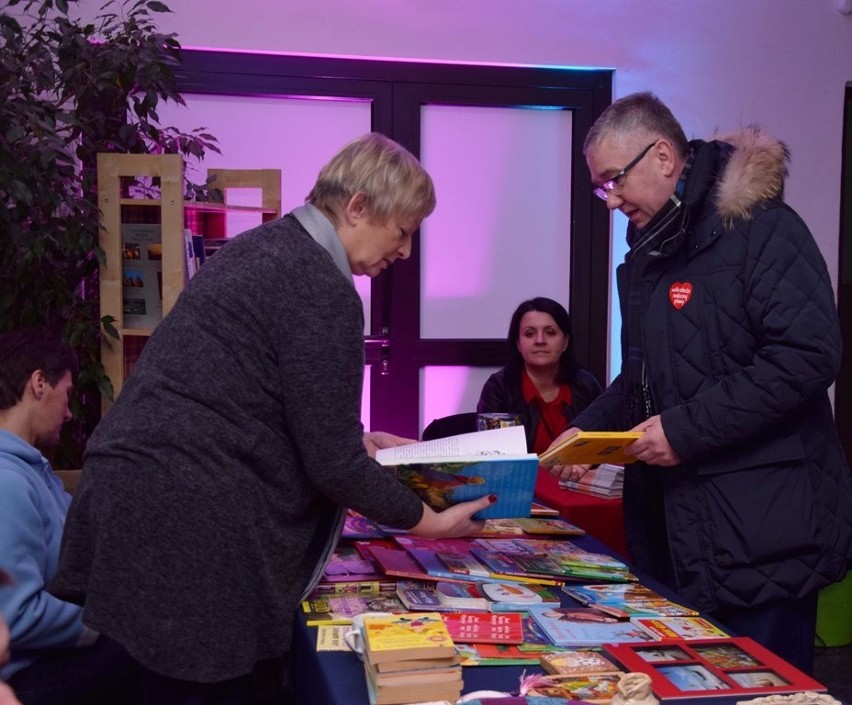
[97,154,281,410]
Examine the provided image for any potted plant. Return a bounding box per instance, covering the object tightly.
[0,0,219,467]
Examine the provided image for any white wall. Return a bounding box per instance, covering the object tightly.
[59,0,852,286]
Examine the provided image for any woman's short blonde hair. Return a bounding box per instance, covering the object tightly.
[308,132,436,226]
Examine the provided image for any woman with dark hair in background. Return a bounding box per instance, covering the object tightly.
[477,297,602,454]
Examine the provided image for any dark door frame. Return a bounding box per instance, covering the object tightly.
[175,50,613,437]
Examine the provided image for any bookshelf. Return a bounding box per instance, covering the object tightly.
[96,153,281,411]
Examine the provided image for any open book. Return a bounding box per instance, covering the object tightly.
[538,430,643,467]
[376,426,538,520]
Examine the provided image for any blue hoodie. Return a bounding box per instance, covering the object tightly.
[0,430,93,680]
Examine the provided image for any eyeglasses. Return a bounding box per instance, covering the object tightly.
[593,141,657,201]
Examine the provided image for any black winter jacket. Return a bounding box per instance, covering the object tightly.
[572,130,852,612]
[477,366,602,452]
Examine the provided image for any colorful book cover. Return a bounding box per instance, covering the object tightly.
[362,612,457,664]
[376,426,537,519]
[437,551,491,578]
[527,605,659,647]
[538,430,644,467]
[321,545,385,583]
[563,583,698,618]
[539,649,623,675]
[301,593,405,626]
[480,582,561,611]
[441,612,524,644]
[342,511,390,539]
[522,672,625,702]
[435,581,491,610]
[390,457,539,520]
[366,544,441,583]
[631,616,729,640]
[511,517,586,536]
[311,579,399,597]
[456,643,541,666]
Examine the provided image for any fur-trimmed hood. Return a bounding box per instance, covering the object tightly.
[713,127,789,224]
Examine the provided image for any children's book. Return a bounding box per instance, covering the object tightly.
[563,583,699,619]
[366,544,468,585]
[342,511,390,539]
[361,612,457,665]
[538,430,643,467]
[521,672,625,703]
[311,579,399,597]
[441,611,525,644]
[510,517,586,536]
[631,616,729,641]
[376,426,538,519]
[539,649,624,676]
[300,593,406,626]
[527,604,659,647]
[456,643,542,666]
[480,582,561,611]
[321,545,386,583]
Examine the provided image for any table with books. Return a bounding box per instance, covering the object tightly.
[290,511,829,705]
[290,429,829,705]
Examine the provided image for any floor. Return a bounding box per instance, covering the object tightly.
[813,642,852,703]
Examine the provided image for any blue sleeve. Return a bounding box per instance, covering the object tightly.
[0,471,85,651]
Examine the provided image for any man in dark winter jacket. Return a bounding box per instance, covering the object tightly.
[550,92,852,674]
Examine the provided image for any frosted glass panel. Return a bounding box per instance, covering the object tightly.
[156,93,372,331]
[420,366,500,436]
[420,105,573,339]
[608,211,629,384]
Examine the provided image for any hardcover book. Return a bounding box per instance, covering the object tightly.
[362,612,457,665]
[539,648,624,676]
[300,593,406,626]
[563,583,699,619]
[538,430,643,467]
[526,605,659,648]
[376,426,538,519]
[441,611,525,644]
[321,546,386,583]
[631,616,729,640]
[522,672,625,703]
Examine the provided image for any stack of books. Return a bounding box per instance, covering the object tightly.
[558,462,624,498]
[360,612,463,704]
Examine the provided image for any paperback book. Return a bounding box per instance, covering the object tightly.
[441,611,525,644]
[376,426,538,519]
[362,612,457,665]
[538,430,643,467]
[521,672,625,703]
[559,462,625,499]
[632,616,729,641]
[526,604,659,647]
[563,583,699,618]
[539,649,624,676]
[300,593,406,626]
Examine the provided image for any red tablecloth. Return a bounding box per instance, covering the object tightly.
[534,468,629,559]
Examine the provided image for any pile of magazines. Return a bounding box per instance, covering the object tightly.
[558,463,624,499]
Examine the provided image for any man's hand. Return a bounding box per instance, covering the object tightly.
[628,415,681,466]
[363,431,417,458]
[548,463,593,483]
[408,495,494,538]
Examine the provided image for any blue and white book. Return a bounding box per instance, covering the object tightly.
[376,426,538,520]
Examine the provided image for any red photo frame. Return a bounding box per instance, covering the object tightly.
[603,637,826,703]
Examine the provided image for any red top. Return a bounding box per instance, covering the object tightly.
[522,368,572,454]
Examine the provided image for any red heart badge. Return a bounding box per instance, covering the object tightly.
[669,282,693,310]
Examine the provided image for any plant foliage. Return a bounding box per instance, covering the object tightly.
[0,0,219,467]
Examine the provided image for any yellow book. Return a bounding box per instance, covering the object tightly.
[538,431,643,467]
[362,612,456,665]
